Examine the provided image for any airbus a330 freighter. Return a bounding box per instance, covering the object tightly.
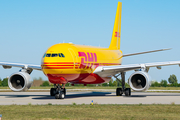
[1,2,180,99]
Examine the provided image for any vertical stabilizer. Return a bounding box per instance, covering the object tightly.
[109,2,122,50]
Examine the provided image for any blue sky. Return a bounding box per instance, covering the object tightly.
[0,0,180,82]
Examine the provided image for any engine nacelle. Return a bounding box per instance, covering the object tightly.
[8,72,32,92]
[129,71,151,92]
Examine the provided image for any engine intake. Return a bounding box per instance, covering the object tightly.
[8,72,32,92]
[129,71,151,92]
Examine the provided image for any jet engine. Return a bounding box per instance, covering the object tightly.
[8,72,32,92]
[129,71,151,92]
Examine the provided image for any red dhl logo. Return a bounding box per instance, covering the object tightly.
[114,32,120,38]
[78,52,97,69]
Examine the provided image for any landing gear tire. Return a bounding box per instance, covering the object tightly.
[52,84,66,99]
[59,92,65,99]
[63,88,66,96]
[50,88,56,96]
[55,93,60,99]
[55,92,65,99]
[125,88,131,96]
[116,88,123,96]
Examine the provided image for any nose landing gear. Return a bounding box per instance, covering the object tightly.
[50,84,66,99]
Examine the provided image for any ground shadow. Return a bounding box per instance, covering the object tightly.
[1,92,180,100]
[1,95,50,98]
[32,92,112,100]
[128,95,146,97]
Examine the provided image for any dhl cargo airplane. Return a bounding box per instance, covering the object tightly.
[1,2,180,99]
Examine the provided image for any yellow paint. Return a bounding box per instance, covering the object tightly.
[42,43,122,75]
[109,2,122,50]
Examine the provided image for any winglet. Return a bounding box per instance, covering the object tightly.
[109,2,122,50]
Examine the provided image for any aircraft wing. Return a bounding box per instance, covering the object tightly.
[0,62,42,71]
[93,61,180,77]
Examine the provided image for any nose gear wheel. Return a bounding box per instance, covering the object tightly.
[50,84,66,99]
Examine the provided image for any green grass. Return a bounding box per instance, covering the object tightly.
[0,104,180,120]
[0,86,9,89]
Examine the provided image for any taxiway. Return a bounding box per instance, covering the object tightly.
[0,92,180,105]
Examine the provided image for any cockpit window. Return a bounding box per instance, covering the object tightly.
[43,53,46,58]
[46,54,51,57]
[61,53,65,57]
[52,54,58,57]
[45,53,65,58]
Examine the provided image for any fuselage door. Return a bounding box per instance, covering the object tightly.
[68,48,78,69]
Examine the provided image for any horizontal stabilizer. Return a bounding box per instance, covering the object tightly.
[123,48,171,57]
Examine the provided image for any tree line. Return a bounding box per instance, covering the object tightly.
[0,78,8,87]
[151,74,179,87]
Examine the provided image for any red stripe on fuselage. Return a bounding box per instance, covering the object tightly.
[42,62,121,69]
[43,62,78,64]
[42,65,79,66]
[43,62,120,65]
[42,67,74,69]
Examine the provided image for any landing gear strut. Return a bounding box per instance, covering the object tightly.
[114,72,131,96]
[50,84,66,99]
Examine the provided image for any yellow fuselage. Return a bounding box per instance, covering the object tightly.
[41,43,123,84]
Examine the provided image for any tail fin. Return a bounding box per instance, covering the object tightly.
[109,2,122,50]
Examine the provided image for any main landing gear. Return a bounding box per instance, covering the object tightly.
[114,72,131,97]
[50,84,66,99]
